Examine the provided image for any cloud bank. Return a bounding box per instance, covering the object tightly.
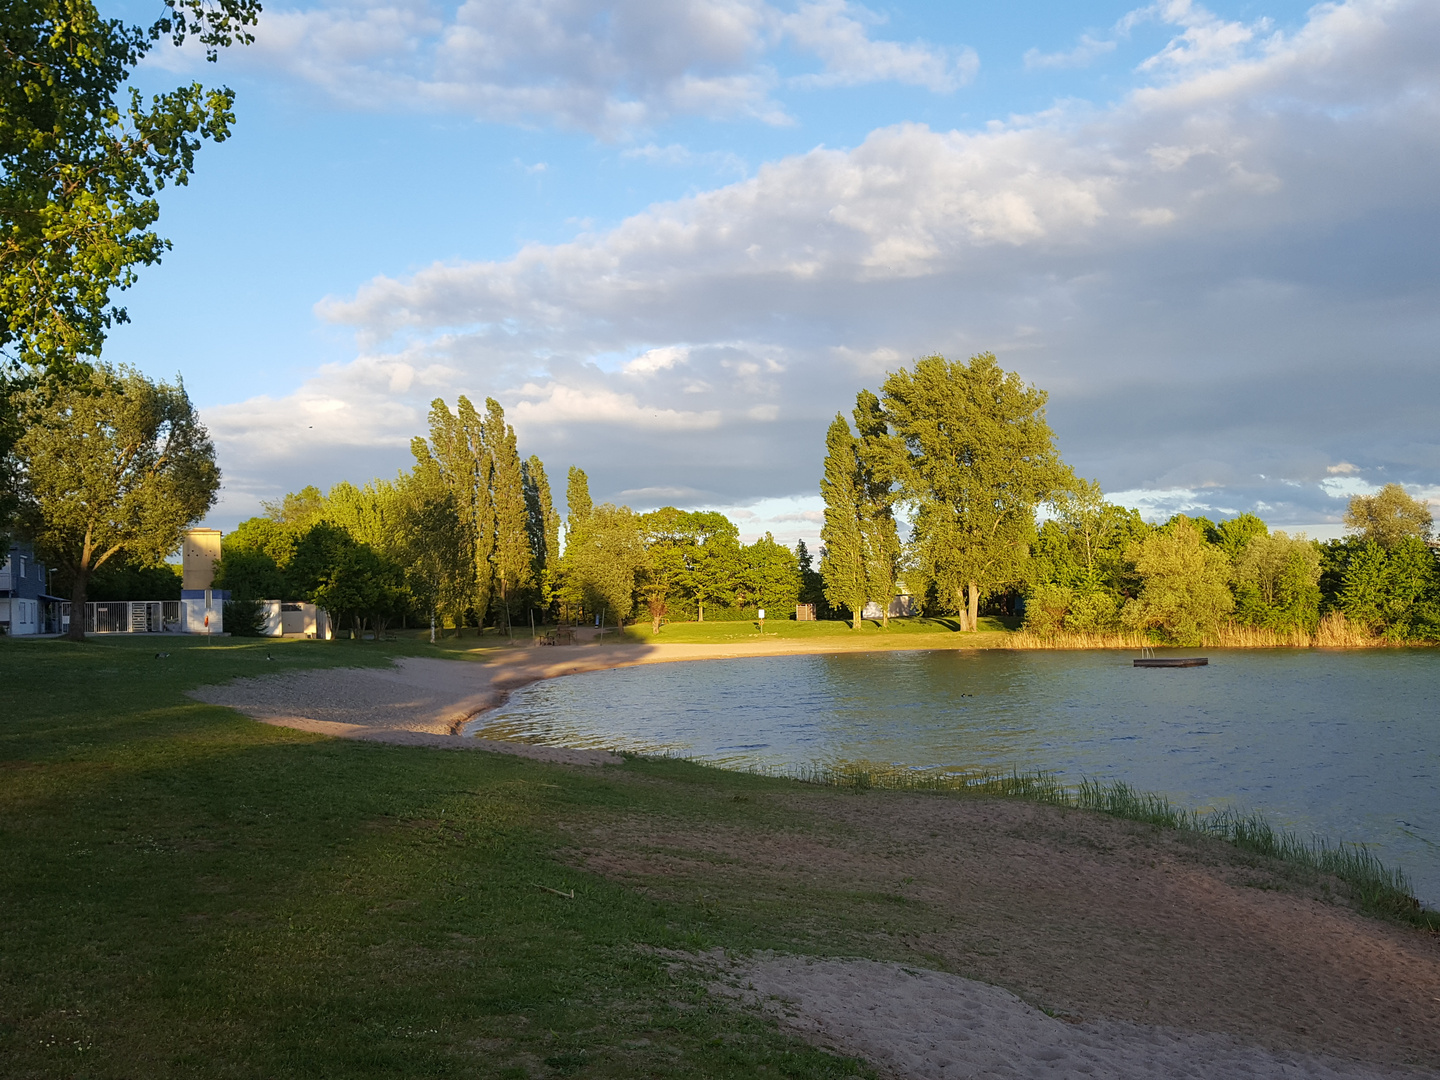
[205,0,1440,533]
[219,0,972,135]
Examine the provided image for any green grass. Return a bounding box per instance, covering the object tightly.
[792,763,1436,929]
[0,634,876,1079]
[4,631,1432,1078]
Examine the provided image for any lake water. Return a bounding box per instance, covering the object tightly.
[471,648,1440,904]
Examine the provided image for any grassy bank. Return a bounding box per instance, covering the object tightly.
[792,764,1435,929]
[2,633,1433,1078]
[0,634,874,1079]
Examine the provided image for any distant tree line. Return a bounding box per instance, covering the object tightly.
[819,353,1439,645]
[216,396,823,637]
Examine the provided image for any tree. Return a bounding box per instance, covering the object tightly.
[853,389,901,626]
[1121,517,1234,644]
[568,504,644,624]
[1210,513,1268,559]
[819,413,867,629]
[523,454,559,611]
[639,506,694,632]
[412,397,493,631]
[557,466,594,620]
[483,399,534,634]
[1232,531,1321,631]
[261,485,325,529]
[396,456,466,636]
[796,539,824,609]
[689,517,741,622]
[1,0,259,373]
[1338,538,1440,638]
[1344,484,1434,548]
[744,533,801,614]
[12,364,218,640]
[883,353,1070,631]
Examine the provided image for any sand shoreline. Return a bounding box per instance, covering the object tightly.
[190,636,959,762]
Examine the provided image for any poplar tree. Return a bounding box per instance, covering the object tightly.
[457,396,495,627]
[883,353,1069,631]
[415,397,492,631]
[559,467,593,619]
[523,454,559,610]
[853,389,902,627]
[819,413,868,629]
[482,398,533,633]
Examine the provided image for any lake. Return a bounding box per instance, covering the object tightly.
[471,648,1440,905]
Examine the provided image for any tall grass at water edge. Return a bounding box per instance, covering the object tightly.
[1008,612,1396,650]
[784,763,1434,928]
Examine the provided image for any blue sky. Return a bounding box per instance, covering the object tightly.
[100,0,1439,542]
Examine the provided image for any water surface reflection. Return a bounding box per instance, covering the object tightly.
[474,648,1440,903]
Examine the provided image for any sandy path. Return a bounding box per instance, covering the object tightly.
[573,795,1440,1074]
[720,956,1433,1079]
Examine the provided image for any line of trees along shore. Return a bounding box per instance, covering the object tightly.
[215,396,819,637]
[819,353,1440,645]
[7,351,1432,646]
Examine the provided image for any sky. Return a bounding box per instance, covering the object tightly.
[99,0,1440,545]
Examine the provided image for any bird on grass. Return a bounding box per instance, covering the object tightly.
[265,652,275,661]
[155,652,170,659]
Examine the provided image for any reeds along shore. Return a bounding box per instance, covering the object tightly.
[1008,612,1401,649]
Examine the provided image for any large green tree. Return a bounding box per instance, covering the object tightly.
[1,0,259,372]
[742,533,801,615]
[557,466,594,620]
[688,514,741,622]
[1343,484,1434,549]
[1231,530,1322,632]
[883,353,1070,631]
[1121,517,1234,644]
[483,398,533,633]
[12,364,218,639]
[818,413,867,629]
[853,389,901,627]
[523,454,559,611]
[568,504,644,625]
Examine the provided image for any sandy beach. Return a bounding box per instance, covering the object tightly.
[188,634,957,759]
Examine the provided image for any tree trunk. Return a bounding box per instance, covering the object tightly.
[67,568,90,642]
[881,601,889,629]
[956,589,971,632]
[698,600,704,623]
[852,602,861,631]
[967,582,980,631]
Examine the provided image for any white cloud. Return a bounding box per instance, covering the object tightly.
[1024,34,1117,71]
[782,0,976,91]
[624,346,690,376]
[210,0,1440,527]
[224,0,973,136]
[509,382,722,431]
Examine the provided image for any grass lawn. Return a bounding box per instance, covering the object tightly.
[8,630,1426,1078]
[0,633,890,1079]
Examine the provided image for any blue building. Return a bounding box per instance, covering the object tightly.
[0,540,62,636]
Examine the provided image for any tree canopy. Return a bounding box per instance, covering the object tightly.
[1,0,259,372]
[12,364,218,638]
[883,353,1070,630]
[1343,484,1433,548]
